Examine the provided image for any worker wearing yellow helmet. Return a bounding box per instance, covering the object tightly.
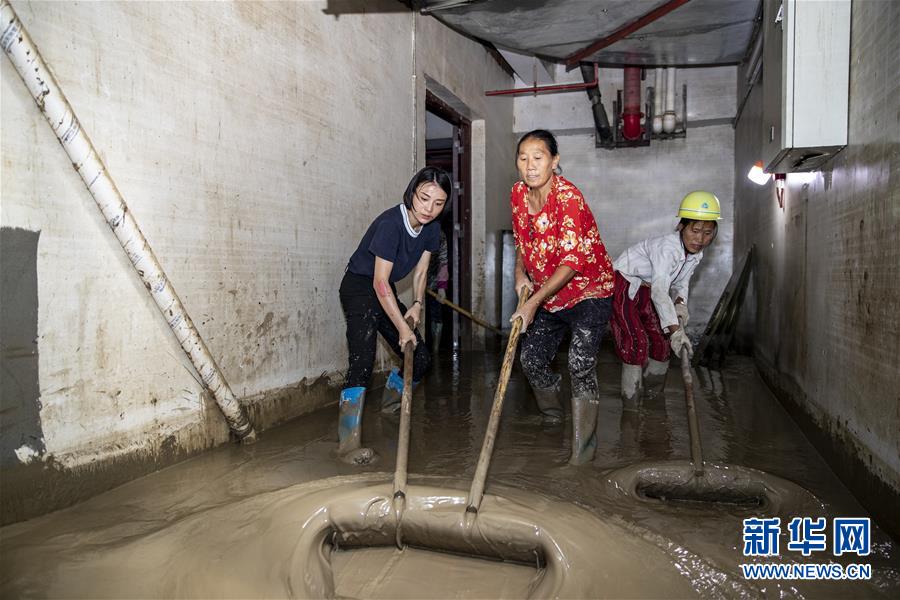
[610,191,720,408]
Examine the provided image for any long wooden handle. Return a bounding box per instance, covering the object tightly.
[426,289,502,335]
[465,287,531,514]
[392,317,416,547]
[679,317,704,476]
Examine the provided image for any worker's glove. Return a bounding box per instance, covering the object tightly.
[670,328,693,358]
[674,302,689,327]
[437,288,446,301]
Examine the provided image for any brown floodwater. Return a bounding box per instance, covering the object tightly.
[1,347,898,598]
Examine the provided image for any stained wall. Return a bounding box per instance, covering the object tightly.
[732,0,899,537]
[0,0,513,523]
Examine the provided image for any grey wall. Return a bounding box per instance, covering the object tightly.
[415,14,517,339]
[514,66,737,334]
[733,0,899,537]
[0,0,513,522]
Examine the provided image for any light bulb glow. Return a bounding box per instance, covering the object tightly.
[747,160,771,186]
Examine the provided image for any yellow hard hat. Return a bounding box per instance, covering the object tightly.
[677,191,721,220]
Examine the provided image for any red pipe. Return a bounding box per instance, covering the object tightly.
[622,66,642,140]
[486,63,598,97]
[565,0,692,68]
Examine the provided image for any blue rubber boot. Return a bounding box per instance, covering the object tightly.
[381,368,417,414]
[338,387,374,465]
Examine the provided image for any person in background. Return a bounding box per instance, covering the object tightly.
[425,229,449,355]
[509,129,616,466]
[610,191,720,409]
[337,166,451,465]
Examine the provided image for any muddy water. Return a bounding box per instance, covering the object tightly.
[1,348,898,598]
[331,546,538,598]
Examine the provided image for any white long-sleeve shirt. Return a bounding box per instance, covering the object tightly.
[613,232,703,330]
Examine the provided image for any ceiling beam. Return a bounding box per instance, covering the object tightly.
[564,0,692,68]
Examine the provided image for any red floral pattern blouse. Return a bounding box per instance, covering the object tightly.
[510,175,615,312]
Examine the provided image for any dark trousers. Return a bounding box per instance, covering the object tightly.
[519,297,612,397]
[424,293,443,349]
[610,271,670,366]
[340,272,429,389]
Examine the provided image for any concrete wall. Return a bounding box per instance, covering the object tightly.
[733,0,899,537]
[415,15,517,337]
[514,66,737,334]
[0,0,513,523]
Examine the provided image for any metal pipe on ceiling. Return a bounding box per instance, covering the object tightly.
[663,67,677,133]
[419,0,477,15]
[485,63,598,97]
[580,63,611,142]
[622,66,642,140]
[652,68,664,134]
[565,0,693,68]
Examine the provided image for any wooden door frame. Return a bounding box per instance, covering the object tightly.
[425,90,472,347]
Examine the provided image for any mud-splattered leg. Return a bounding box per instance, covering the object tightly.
[564,298,611,465]
[338,284,381,464]
[520,309,566,423]
[376,297,429,413]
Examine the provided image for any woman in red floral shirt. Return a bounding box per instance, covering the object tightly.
[510,129,615,465]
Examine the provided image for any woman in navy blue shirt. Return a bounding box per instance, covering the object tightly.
[338,167,451,464]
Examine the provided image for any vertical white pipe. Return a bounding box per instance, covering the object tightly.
[652,67,664,134]
[411,10,418,170]
[663,67,677,133]
[0,1,257,442]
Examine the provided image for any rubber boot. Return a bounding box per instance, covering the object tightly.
[532,377,563,425]
[431,321,443,356]
[621,363,643,412]
[338,387,375,465]
[643,358,669,399]
[380,369,405,414]
[381,368,420,414]
[570,391,600,465]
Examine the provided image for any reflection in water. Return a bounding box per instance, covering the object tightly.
[1,347,898,598]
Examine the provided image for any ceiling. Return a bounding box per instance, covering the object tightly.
[419,0,761,68]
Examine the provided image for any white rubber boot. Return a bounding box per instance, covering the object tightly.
[621,364,643,411]
[643,358,669,399]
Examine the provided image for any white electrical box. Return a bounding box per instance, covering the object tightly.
[762,0,851,172]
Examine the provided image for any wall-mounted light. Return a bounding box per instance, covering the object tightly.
[789,171,817,185]
[747,160,771,185]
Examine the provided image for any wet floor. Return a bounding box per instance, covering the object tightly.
[1,345,899,598]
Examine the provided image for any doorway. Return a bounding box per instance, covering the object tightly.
[424,90,471,354]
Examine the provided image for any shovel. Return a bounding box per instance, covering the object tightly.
[426,289,502,335]
[465,287,531,516]
[679,316,704,476]
[392,316,416,547]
